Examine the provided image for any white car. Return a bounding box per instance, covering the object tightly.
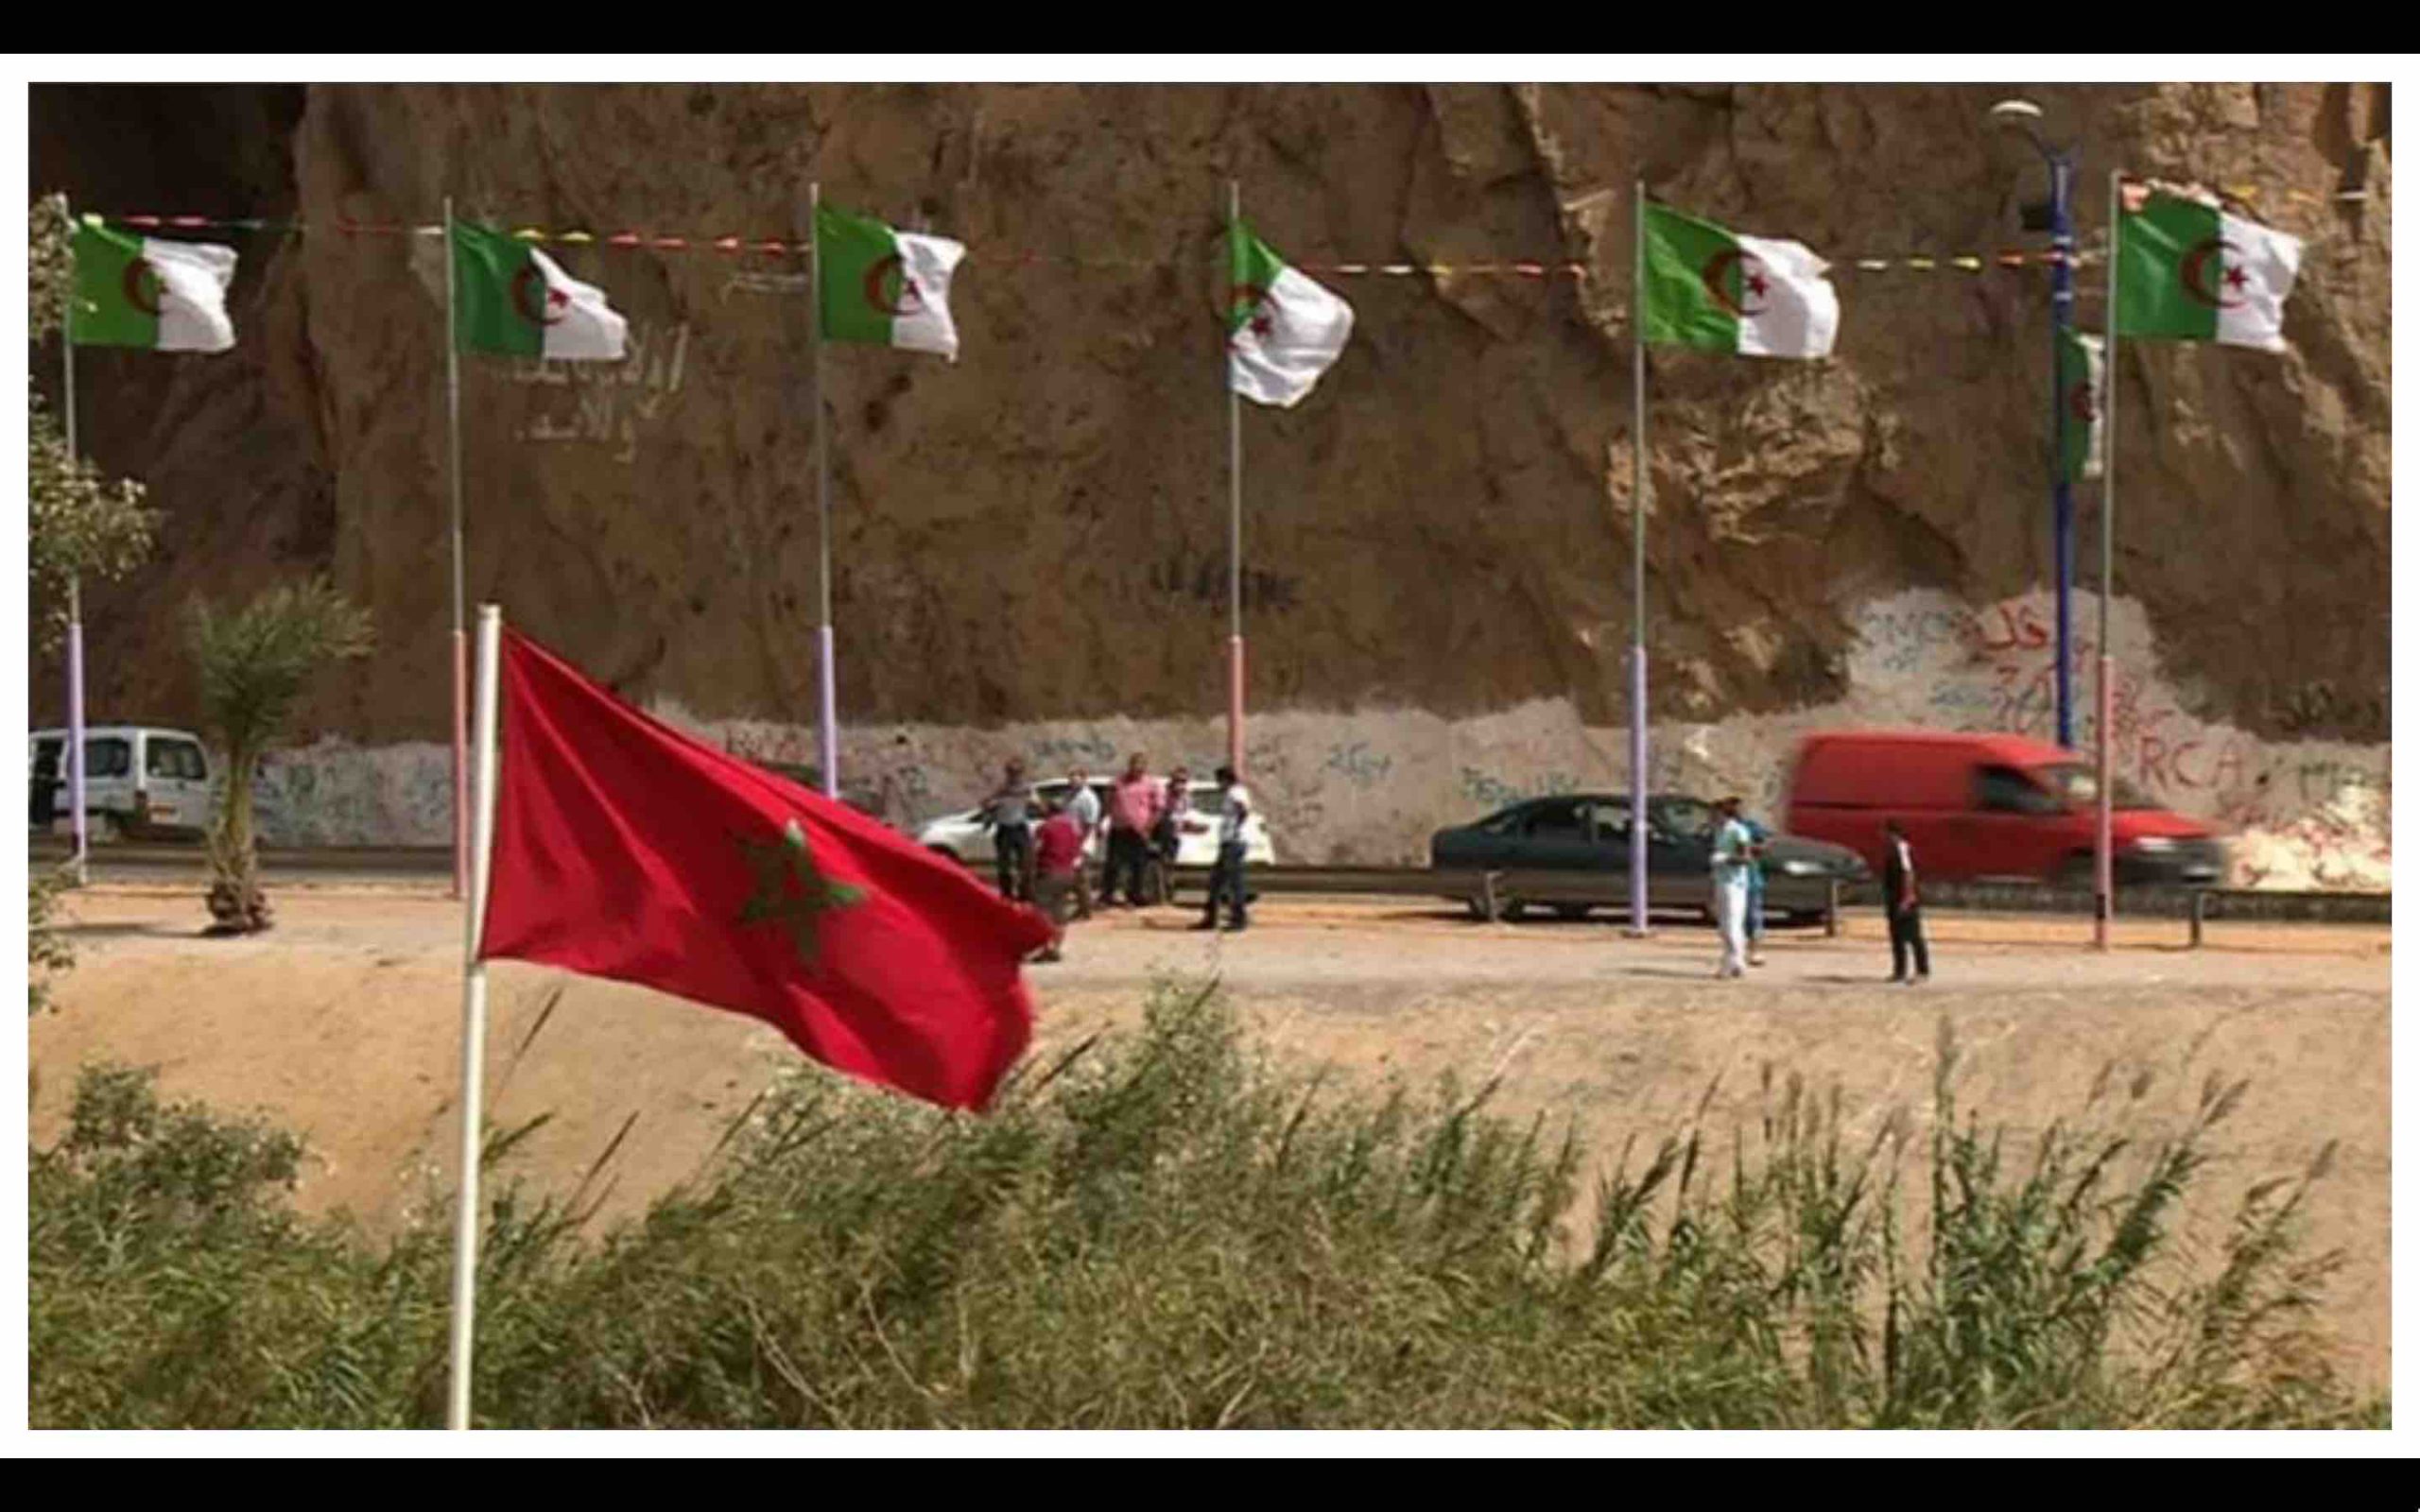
[30,725,215,842]
[916,779,1277,869]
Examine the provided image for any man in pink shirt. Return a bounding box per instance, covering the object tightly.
[1102,751,1166,908]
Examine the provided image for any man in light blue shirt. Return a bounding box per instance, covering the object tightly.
[1708,796,1758,980]
[1741,813,1772,967]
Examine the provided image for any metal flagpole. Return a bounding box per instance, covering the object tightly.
[2094,170,2120,951]
[446,602,505,1430]
[445,197,469,900]
[60,198,89,886]
[1226,179,1246,778]
[811,181,838,800]
[1627,180,1651,937]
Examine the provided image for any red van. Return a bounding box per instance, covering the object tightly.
[1784,729,2224,886]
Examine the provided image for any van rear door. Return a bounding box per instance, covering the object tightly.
[143,734,213,832]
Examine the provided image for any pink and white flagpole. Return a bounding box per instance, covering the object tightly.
[444,196,469,900]
[2093,168,2120,951]
[810,181,840,800]
[60,198,89,885]
[1626,179,1651,938]
[1226,179,1247,779]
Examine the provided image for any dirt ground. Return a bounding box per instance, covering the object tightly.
[30,882,2392,1391]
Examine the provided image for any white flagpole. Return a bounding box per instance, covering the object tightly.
[445,198,469,900]
[60,198,89,886]
[1226,179,1246,779]
[1627,180,1651,938]
[810,181,839,801]
[2094,171,2120,951]
[446,602,505,1430]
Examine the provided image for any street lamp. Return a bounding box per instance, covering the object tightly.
[1989,96,2078,751]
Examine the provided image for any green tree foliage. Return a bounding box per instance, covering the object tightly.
[185,578,374,933]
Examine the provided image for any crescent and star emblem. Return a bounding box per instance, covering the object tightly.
[2068,379,2097,424]
[121,257,164,317]
[510,263,572,326]
[863,253,926,317]
[1699,249,1772,318]
[2180,237,2250,310]
[1225,281,1273,343]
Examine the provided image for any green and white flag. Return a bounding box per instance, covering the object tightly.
[2061,328,2104,482]
[451,220,628,360]
[1640,202,1839,359]
[2115,184,2303,353]
[1227,220,1354,408]
[816,204,966,361]
[69,217,237,352]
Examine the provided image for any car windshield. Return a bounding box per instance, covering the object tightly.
[2034,764,2154,810]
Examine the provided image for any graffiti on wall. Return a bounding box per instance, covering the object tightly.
[510,319,693,465]
[234,589,2384,890]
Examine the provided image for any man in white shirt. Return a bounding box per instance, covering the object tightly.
[1708,796,1758,980]
[1192,765,1252,933]
[1064,767,1103,919]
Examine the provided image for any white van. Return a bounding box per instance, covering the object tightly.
[28,726,215,842]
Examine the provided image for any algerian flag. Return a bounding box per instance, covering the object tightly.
[2061,329,2105,482]
[2115,185,2303,353]
[816,203,966,361]
[69,218,237,352]
[1227,220,1354,408]
[451,220,628,360]
[1640,202,1839,359]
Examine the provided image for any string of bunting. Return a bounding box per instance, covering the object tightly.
[90,213,2158,278]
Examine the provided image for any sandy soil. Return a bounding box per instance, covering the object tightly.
[30,882,2391,1389]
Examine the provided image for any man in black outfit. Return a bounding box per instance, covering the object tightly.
[1883,817,1930,986]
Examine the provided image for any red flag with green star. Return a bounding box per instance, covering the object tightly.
[478,628,1051,1110]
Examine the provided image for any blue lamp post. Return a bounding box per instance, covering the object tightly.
[1992,97,2077,750]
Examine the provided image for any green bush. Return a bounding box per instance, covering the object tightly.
[27,986,2384,1429]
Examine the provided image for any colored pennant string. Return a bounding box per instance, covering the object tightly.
[84,214,2159,276]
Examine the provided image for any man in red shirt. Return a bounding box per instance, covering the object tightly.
[1030,796,1086,963]
[1102,751,1167,908]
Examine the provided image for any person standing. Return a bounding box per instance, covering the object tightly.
[1104,752,1165,908]
[1708,796,1757,980]
[1150,764,1193,906]
[1884,817,1930,986]
[1029,795,1085,963]
[981,759,1037,903]
[1192,765,1252,933]
[1742,812,1773,967]
[1064,767,1103,919]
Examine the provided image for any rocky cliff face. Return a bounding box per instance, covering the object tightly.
[30,83,2392,877]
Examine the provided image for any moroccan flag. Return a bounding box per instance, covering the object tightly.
[451,221,629,360]
[477,629,1052,1111]
[69,218,237,352]
[2061,328,2105,482]
[1640,202,1839,359]
[2114,184,2303,353]
[816,203,966,361]
[1227,220,1354,408]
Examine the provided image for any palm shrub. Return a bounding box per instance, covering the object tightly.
[185,577,372,933]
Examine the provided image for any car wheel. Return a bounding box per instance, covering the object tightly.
[2052,854,2093,890]
[1552,902,1592,921]
[1501,899,1531,922]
